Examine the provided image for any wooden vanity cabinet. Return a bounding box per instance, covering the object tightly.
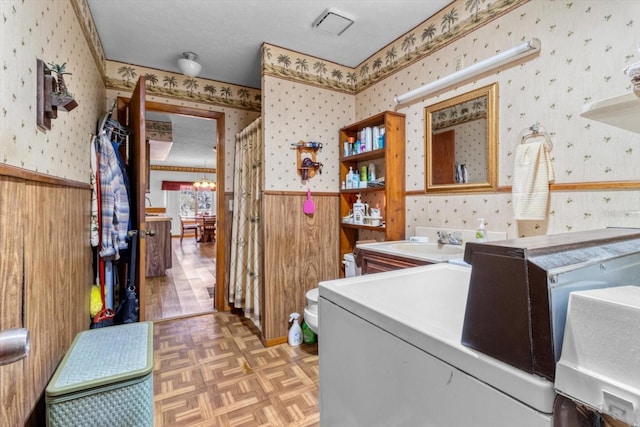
[359,249,431,275]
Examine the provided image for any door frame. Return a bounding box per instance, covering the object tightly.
[118,97,227,312]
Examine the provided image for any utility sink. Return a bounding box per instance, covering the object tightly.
[357,240,465,263]
[387,242,465,256]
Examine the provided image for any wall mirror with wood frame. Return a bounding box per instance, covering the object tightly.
[425,82,498,193]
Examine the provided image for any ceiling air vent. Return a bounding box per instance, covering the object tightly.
[312,8,354,36]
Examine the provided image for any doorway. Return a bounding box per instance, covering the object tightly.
[145,111,218,321]
[124,98,227,316]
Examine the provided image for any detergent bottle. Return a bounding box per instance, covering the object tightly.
[288,313,302,346]
[302,321,317,344]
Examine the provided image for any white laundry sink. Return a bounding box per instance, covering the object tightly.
[387,242,465,255]
[357,240,465,263]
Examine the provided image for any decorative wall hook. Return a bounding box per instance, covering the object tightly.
[36,59,78,131]
[294,140,323,182]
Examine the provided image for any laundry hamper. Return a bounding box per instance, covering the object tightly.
[46,322,154,427]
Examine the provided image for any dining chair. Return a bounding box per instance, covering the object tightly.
[201,215,216,243]
[180,216,199,244]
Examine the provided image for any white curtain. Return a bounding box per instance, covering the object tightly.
[229,117,262,327]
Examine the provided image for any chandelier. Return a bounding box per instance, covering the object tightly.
[193,162,216,190]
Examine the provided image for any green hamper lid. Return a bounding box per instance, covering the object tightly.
[46,322,153,397]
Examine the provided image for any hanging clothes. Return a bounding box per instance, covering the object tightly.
[98,133,130,258]
[90,135,99,247]
[110,137,132,234]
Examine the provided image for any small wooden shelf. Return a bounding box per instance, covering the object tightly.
[341,148,385,162]
[340,223,386,231]
[341,186,385,194]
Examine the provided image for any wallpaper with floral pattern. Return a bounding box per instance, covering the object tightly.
[1,0,105,182]
[265,0,640,238]
[106,87,259,192]
[4,0,640,237]
[262,76,354,190]
[1,0,259,190]
[392,0,640,238]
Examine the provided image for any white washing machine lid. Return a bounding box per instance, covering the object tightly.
[318,264,556,414]
[306,287,319,303]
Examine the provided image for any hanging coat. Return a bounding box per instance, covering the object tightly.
[98,133,130,258]
[90,136,99,247]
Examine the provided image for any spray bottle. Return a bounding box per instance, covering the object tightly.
[476,218,487,242]
[288,313,302,346]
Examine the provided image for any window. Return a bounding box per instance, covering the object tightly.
[179,186,214,216]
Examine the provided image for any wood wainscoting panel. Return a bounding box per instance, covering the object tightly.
[262,192,340,344]
[0,176,26,426]
[20,182,91,423]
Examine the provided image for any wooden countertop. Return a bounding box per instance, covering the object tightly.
[145,215,172,222]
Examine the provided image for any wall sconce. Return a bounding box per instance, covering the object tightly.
[394,38,541,105]
[36,59,79,131]
[177,52,202,77]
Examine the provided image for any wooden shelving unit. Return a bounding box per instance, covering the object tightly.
[339,111,406,271]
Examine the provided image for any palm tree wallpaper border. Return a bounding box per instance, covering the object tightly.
[263,0,528,95]
[95,0,527,109]
[105,61,262,112]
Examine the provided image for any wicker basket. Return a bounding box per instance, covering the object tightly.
[46,322,154,427]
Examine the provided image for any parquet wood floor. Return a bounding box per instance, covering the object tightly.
[153,313,320,427]
[146,238,216,322]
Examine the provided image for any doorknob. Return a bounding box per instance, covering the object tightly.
[134,230,154,238]
[0,328,30,366]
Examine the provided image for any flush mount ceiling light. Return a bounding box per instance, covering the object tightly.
[312,8,354,36]
[177,52,202,77]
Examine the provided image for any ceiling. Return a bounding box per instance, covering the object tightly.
[87,0,451,167]
[146,112,217,169]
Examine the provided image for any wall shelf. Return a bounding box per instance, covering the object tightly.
[580,91,640,133]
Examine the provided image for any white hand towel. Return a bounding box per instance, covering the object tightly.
[512,140,554,220]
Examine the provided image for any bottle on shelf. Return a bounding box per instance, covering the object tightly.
[372,127,380,150]
[346,167,354,189]
[353,194,365,225]
[368,163,376,181]
[365,127,373,152]
[360,165,368,188]
[378,127,385,148]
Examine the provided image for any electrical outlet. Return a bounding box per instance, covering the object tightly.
[454,55,464,71]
